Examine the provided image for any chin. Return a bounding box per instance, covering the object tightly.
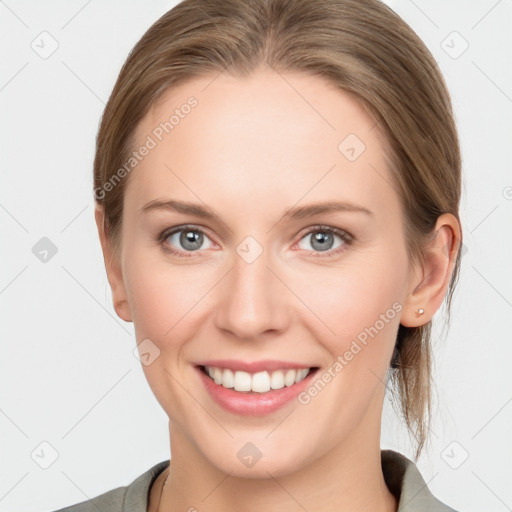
[203,442,309,479]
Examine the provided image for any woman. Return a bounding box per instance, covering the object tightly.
[56,0,463,510]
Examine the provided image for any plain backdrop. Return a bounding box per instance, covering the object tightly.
[1,1,511,511]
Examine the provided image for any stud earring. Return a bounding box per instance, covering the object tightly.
[416,308,425,316]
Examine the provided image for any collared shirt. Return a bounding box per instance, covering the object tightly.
[52,449,459,511]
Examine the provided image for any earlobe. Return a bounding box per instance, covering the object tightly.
[113,299,132,322]
[401,213,461,328]
[94,205,133,323]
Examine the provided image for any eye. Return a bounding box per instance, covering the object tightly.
[159,225,215,257]
[296,226,352,256]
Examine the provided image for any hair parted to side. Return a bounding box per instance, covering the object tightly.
[94,0,462,459]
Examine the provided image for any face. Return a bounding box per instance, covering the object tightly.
[110,68,418,477]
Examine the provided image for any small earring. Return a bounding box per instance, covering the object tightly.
[416,308,425,316]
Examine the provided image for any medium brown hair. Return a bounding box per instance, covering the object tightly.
[94,0,462,459]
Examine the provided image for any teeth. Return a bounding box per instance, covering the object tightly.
[204,366,311,393]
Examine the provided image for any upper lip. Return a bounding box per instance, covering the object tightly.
[196,359,316,373]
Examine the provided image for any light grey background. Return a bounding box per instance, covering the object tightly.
[1,1,511,511]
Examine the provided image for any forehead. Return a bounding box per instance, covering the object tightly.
[128,69,399,219]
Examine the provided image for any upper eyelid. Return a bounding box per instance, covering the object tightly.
[302,225,351,237]
[159,224,216,241]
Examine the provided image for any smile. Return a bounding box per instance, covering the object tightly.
[195,359,320,415]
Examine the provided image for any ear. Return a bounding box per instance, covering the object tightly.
[401,213,461,327]
[94,204,132,322]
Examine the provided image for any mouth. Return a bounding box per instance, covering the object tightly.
[195,360,321,416]
[197,364,320,394]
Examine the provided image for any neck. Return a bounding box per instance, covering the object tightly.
[156,422,397,512]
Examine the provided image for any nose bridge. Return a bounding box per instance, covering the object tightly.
[214,239,288,339]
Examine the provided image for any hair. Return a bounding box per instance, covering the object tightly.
[93,0,462,459]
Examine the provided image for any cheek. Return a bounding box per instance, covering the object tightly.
[290,262,405,430]
[122,251,215,414]
[123,249,217,343]
[292,256,405,340]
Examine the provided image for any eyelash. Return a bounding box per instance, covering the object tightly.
[158,224,353,258]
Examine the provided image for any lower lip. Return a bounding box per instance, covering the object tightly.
[196,366,318,416]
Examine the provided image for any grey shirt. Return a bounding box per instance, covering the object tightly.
[52,449,458,511]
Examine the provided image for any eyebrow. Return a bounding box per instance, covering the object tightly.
[141,198,373,222]
[281,201,373,220]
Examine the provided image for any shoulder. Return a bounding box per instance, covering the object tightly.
[50,460,169,512]
[382,449,459,512]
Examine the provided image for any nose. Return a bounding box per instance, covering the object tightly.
[214,245,290,341]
